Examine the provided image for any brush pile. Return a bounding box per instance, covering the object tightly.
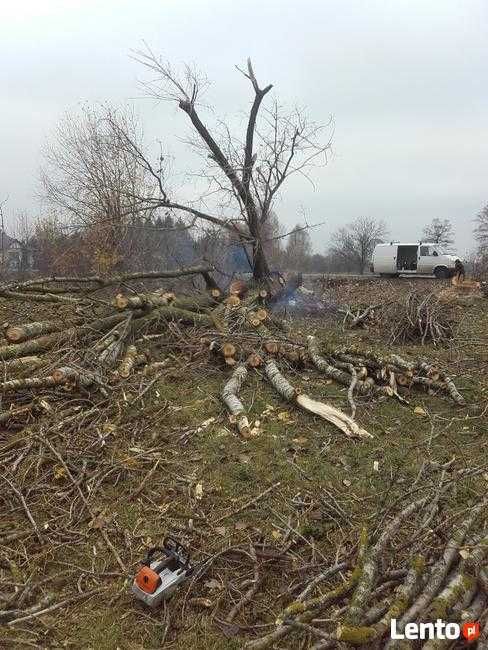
[342,291,458,347]
[247,487,488,649]
[0,270,467,440]
[385,291,456,346]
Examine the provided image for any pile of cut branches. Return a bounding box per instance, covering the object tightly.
[342,291,457,347]
[247,488,488,649]
[386,291,456,346]
[0,268,476,646]
[0,270,467,443]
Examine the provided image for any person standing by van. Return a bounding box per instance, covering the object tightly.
[454,259,465,282]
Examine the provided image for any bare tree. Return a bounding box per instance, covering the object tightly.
[262,212,285,270]
[474,205,488,251]
[108,51,333,282]
[422,218,454,246]
[284,223,312,272]
[474,204,488,274]
[330,217,387,274]
[41,104,159,273]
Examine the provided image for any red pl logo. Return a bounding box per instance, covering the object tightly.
[462,622,480,642]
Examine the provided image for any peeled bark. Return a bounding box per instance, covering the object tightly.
[265,360,371,439]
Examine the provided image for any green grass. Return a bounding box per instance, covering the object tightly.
[4,296,488,649]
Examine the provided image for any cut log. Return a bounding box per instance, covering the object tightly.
[0,376,59,392]
[209,341,239,365]
[3,266,214,290]
[221,365,250,437]
[200,270,222,298]
[415,361,466,405]
[113,292,174,311]
[131,305,213,332]
[255,308,268,322]
[0,356,44,373]
[265,360,372,439]
[117,345,138,378]
[52,366,98,388]
[5,321,68,343]
[0,290,82,305]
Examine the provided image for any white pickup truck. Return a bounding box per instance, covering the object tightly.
[371,242,462,279]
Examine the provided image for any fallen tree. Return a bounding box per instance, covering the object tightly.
[0,268,467,443]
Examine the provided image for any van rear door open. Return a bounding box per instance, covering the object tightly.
[396,245,418,272]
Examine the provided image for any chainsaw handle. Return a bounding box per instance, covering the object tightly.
[163,536,191,567]
[143,546,168,567]
[143,539,191,570]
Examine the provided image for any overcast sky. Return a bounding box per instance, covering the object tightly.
[1,0,487,254]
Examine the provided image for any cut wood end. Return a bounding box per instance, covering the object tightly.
[4,326,23,342]
[229,279,248,298]
[211,288,221,298]
[162,292,175,304]
[264,341,279,354]
[52,368,70,383]
[222,343,237,357]
[226,295,241,307]
[247,353,263,368]
[255,308,268,321]
[249,318,262,328]
[113,293,129,310]
[237,416,250,437]
[225,357,237,366]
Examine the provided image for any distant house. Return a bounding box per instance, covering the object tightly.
[0,230,34,274]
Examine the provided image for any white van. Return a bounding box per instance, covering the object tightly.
[371,242,461,278]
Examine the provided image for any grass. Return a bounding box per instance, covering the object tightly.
[1,284,487,649]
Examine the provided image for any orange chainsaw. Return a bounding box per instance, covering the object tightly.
[132,537,193,607]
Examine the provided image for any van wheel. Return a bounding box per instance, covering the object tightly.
[434,267,449,279]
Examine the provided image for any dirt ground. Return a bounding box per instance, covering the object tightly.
[0,276,487,649]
